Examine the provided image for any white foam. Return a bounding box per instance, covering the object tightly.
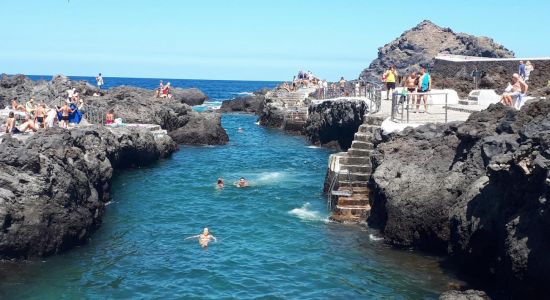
[256,171,285,184]
[255,121,260,125]
[235,92,254,96]
[307,145,321,149]
[288,203,328,222]
[369,234,384,241]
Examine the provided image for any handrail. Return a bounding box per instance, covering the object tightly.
[391,91,449,123]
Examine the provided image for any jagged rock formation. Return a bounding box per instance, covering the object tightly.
[84,87,228,145]
[305,100,368,150]
[369,100,550,297]
[220,90,267,115]
[0,126,176,259]
[358,20,514,82]
[0,75,228,145]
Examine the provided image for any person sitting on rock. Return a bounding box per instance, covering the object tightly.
[6,113,38,134]
[281,82,291,92]
[160,82,172,99]
[500,74,528,107]
[11,98,25,112]
[105,110,115,125]
[25,98,37,115]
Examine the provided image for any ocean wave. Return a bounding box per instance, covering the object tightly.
[369,234,384,241]
[307,145,321,149]
[288,203,328,222]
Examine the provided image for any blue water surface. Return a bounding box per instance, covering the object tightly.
[0,77,459,299]
[0,113,458,299]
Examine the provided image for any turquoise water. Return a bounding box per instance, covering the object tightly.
[0,114,458,299]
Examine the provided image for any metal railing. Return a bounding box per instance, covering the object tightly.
[326,169,352,211]
[85,106,106,125]
[310,81,383,115]
[391,91,449,123]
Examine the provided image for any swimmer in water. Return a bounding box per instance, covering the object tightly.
[185,228,217,248]
[236,177,248,188]
[216,178,224,189]
[237,127,244,132]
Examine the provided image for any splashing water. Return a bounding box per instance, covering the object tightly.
[288,202,328,222]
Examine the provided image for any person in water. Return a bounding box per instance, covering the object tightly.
[236,177,248,188]
[217,178,224,189]
[186,228,217,248]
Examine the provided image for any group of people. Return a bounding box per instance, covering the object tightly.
[518,61,535,81]
[400,67,433,112]
[216,177,249,189]
[3,87,87,135]
[155,80,172,98]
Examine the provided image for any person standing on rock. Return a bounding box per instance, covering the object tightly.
[322,80,328,98]
[416,67,431,113]
[383,66,398,100]
[96,73,104,90]
[58,102,73,129]
[525,61,534,81]
[35,103,46,128]
[318,79,324,99]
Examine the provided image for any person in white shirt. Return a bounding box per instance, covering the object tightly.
[322,80,328,98]
[96,73,104,90]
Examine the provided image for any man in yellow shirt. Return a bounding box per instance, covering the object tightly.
[383,66,398,100]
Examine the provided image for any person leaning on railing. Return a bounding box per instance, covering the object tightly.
[415,67,432,113]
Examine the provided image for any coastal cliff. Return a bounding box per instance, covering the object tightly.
[358,20,514,82]
[369,100,550,297]
[0,126,176,259]
[220,89,267,115]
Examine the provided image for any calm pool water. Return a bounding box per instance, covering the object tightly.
[0,114,459,299]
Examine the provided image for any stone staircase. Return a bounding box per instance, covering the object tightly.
[329,115,386,223]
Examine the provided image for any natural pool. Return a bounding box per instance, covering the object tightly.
[0,114,459,299]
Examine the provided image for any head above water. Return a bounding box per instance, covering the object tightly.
[203,228,209,235]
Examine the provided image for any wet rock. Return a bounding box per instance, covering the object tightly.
[369,100,550,296]
[0,126,176,259]
[439,290,490,300]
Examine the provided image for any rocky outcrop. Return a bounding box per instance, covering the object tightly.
[171,87,207,106]
[0,126,176,259]
[305,100,368,150]
[0,75,228,145]
[358,20,514,82]
[220,94,265,115]
[369,100,550,297]
[439,290,490,300]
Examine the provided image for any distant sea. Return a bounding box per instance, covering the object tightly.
[27,75,281,109]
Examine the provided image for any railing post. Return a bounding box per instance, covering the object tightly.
[445,93,448,123]
[407,95,410,123]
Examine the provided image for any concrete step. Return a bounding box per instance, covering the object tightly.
[339,172,371,182]
[329,214,362,223]
[338,180,369,188]
[351,141,374,150]
[358,124,379,134]
[459,99,479,105]
[338,198,370,207]
[339,164,372,174]
[333,205,371,217]
[342,156,371,165]
[348,148,374,157]
[354,133,374,143]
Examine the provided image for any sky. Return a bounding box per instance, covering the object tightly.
[0,0,548,81]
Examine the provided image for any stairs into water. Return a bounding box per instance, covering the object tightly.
[329,115,386,223]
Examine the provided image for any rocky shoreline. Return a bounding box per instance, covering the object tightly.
[0,74,228,259]
[0,126,176,259]
[368,100,550,298]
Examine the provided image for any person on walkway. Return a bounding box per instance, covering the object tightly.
[416,67,431,113]
[518,61,526,79]
[339,77,346,96]
[322,80,328,99]
[383,66,398,100]
[318,80,324,99]
[185,228,218,248]
[525,61,534,81]
[96,73,104,90]
[404,72,418,108]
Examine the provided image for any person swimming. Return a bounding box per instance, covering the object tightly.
[216,178,224,189]
[185,228,217,248]
[236,177,248,188]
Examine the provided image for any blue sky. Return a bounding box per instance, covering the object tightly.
[0,0,547,81]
